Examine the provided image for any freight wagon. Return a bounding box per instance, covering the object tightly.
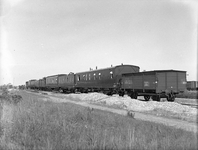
[122,70,187,101]
[75,64,140,94]
[186,81,198,91]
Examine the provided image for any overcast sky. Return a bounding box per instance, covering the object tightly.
[0,0,197,85]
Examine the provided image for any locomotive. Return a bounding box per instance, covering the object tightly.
[25,64,187,102]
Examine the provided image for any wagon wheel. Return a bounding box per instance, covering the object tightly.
[118,90,125,97]
[167,94,175,102]
[144,95,150,101]
[130,92,138,99]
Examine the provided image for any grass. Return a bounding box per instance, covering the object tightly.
[144,108,197,123]
[0,90,197,150]
[176,90,198,99]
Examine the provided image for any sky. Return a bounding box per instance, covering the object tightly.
[0,0,197,85]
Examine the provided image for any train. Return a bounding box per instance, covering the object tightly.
[25,64,187,102]
[186,81,198,91]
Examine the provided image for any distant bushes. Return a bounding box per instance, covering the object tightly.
[0,89,23,104]
[176,90,198,99]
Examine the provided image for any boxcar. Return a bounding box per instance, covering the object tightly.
[75,64,140,94]
[57,73,75,92]
[122,70,187,101]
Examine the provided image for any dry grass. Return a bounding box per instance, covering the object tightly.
[0,90,197,150]
[176,90,198,99]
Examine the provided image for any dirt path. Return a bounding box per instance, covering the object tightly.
[28,91,198,133]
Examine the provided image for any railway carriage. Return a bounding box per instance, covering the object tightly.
[34,80,39,89]
[45,74,65,91]
[28,79,37,89]
[75,64,140,94]
[25,81,29,89]
[122,70,187,101]
[57,73,75,92]
[39,78,46,90]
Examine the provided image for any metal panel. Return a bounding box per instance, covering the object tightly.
[58,73,75,88]
[177,72,186,92]
[34,80,39,87]
[39,78,46,87]
[143,74,156,90]
[132,75,143,89]
[156,71,186,93]
[46,76,58,85]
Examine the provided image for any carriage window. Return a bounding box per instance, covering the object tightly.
[86,74,87,80]
[83,75,85,80]
[99,73,101,80]
[93,73,96,80]
[89,74,91,80]
[77,75,80,81]
[110,71,113,79]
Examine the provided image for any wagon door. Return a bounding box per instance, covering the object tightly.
[177,72,186,92]
[143,73,156,92]
[156,71,186,93]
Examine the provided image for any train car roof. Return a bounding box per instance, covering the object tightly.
[29,79,37,81]
[122,69,186,76]
[75,64,140,74]
[46,74,67,78]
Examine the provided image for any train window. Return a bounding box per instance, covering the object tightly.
[83,75,85,80]
[89,74,91,80]
[86,74,87,80]
[99,73,101,80]
[77,75,80,81]
[93,73,96,80]
[110,71,113,79]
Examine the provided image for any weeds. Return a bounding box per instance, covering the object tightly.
[176,90,198,99]
[0,91,197,150]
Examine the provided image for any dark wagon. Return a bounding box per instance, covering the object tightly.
[57,73,75,93]
[34,80,39,89]
[186,81,198,91]
[39,78,46,90]
[75,64,140,94]
[25,81,29,89]
[46,74,66,91]
[28,79,37,89]
[122,70,187,101]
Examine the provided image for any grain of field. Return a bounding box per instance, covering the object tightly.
[0,90,197,150]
